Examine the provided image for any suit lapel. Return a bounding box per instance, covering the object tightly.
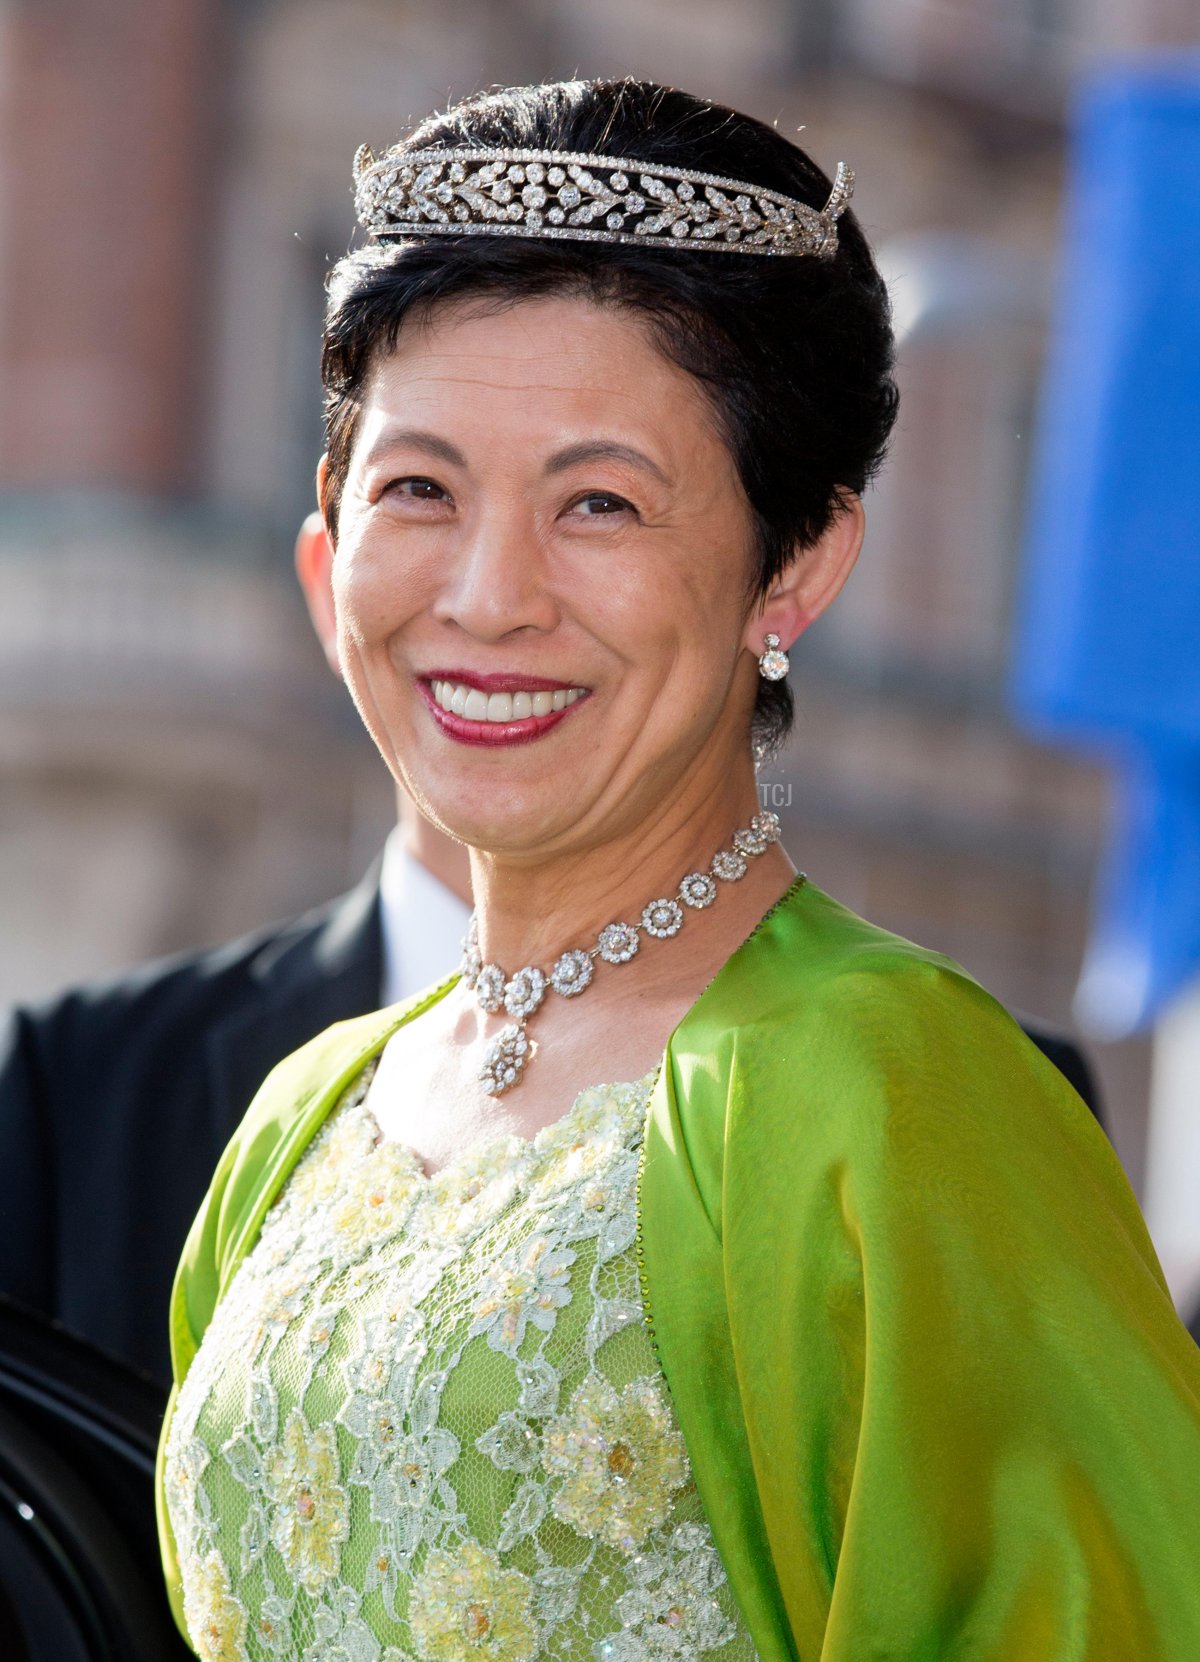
[204,865,384,1144]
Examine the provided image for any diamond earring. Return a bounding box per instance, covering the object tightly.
[758,633,789,680]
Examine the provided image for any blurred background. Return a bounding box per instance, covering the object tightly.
[0,2,1197,1288]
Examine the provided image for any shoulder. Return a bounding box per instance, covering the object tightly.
[169,1005,393,1374]
[692,876,1012,1060]
[219,1006,392,1172]
[686,881,1167,1300]
[687,877,1106,1173]
[0,883,376,1088]
[169,985,453,1379]
[194,1004,395,1240]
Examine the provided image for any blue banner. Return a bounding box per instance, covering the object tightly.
[1011,55,1200,1034]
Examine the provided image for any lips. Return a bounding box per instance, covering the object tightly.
[421,669,580,694]
[417,673,590,747]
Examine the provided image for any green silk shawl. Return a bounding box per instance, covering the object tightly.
[158,877,1200,1657]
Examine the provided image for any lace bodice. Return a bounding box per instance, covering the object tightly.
[163,1063,758,1662]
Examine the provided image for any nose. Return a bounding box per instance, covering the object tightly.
[434,504,561,643]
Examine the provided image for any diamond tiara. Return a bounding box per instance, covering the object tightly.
[353,145,854,259]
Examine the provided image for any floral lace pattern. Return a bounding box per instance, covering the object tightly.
[165,1064,758,1662]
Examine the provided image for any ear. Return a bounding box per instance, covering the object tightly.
[294,500,341,678]
[744,490,865,656]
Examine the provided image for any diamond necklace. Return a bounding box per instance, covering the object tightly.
[459,810,784,1095]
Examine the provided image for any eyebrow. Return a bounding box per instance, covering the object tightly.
[359,427,669,485]
[544,440,670,485]
[360,427,466,472]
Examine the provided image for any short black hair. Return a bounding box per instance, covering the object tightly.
[321,78,898,758]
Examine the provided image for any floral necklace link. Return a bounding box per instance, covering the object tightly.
[459,809,783,1094]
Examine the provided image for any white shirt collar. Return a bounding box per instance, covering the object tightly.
[378,827,472,1007]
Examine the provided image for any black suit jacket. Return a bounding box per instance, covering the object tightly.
[0,862,1104,1388]
[0,866,384,1387]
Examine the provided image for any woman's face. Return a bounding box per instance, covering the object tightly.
[328,293,766,858]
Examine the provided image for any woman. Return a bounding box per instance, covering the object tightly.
[158,79,1200,1660]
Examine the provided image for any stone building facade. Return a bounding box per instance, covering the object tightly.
[1,0,1195,1205]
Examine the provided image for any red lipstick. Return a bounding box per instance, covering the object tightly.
[417,674,590,748]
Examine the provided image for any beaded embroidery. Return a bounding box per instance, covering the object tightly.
[164,1066,758,1662]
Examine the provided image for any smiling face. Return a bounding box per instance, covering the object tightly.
[325,292,771,861]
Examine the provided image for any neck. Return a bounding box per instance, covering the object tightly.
[396,791,473,905]
[464,754,785,970]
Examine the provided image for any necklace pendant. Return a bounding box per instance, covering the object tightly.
[479,1022,534,1096]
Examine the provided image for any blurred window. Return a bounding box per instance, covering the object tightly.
[830,0,1086,105]
[817,233,1050,702]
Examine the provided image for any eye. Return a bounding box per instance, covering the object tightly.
[571,491,633,517]
[383,476,450,503]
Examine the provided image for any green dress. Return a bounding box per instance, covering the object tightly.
[162,1063,754,1662]
[160,877,1200,1658]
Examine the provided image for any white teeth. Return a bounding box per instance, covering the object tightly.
[432,679,587,722]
